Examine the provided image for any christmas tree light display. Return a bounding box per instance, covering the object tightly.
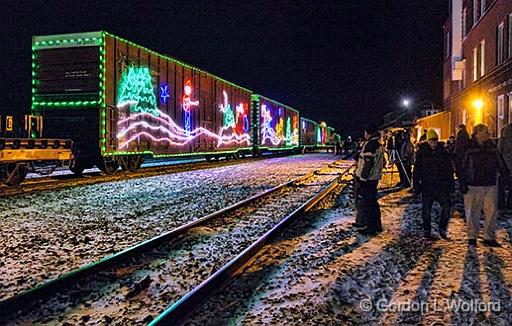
[118,67,160,117]
[292,115,299,144]
[285,117,292,146]
[219,91,235,130]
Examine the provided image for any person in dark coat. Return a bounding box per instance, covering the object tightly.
[413,129,454,240]
[445,135,456,157]
[398,130,414,187]
[354,124,384,235]
[498,123,512,209]
[454,124,471,177]
[459,124,509,247]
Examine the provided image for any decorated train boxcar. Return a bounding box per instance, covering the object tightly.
[32,31,253,174]
[251,95,300,153]
[300,117,317,148]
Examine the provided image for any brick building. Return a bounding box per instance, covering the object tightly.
[444,0,512,136]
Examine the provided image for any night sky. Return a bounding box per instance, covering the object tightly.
[2,0,448,136]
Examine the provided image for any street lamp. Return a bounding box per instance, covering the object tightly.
[473,98,484,124]
[473,99,484,110]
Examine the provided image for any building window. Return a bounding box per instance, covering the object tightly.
[473,0,479,25]
[473,47,478,81]
[509,14,512,58]
[444,79,450,99]
[497,22,504,65]
[446,31,451,58]
[462,59,467,88]
[480,40,485,76]
[508,94,512,124]
[481,0,486,15]
[498,95,505,136]
[463,8,467,37]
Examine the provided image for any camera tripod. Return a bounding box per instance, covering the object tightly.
[385,148,412,187]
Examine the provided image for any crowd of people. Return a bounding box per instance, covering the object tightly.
[353,122,511,247]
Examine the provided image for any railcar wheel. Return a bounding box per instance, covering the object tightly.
[121,155,143,172]
[69,159,85,176]
[97,157,119,175]
[3,163,28,186]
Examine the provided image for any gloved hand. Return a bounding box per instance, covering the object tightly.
[459,184,469,194]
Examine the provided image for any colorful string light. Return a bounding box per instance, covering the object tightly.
[118,67,160,117]
[219,91,235,129]
[182,79,199,133]
[260,104,299,147]
[160,84,170,104]
[116,68,250,149]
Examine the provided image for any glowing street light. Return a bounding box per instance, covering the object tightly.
[402,99,411,108]
[473,98,484,110]
[473,98,484,124]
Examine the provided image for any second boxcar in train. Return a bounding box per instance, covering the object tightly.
[251,95,300,154]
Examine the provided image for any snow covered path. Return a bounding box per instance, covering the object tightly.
[189,172,512,325]
[0,153,339,301]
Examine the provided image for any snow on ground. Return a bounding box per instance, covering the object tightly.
[0,153,339,301]
[188,170,512,326]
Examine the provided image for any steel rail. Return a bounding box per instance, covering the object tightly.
[0,163,333,316]
[149,164,355,325]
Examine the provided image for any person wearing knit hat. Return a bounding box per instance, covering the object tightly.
[426,129,439,141]
[413,129,454,240]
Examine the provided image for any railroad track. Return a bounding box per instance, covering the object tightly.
[0,156,262,197]
[0,159,355,325]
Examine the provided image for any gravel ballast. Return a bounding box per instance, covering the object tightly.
[188,173,512,325]
[0,154,339,301]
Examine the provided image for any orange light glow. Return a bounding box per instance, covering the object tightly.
[473,99,484,110]
[472,99,484,124]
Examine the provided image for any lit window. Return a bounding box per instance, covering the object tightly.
[498,95,505,136]
[480,40,485,76]
[473,47,478,81]
[462,59,467,88]
[508,94,512,124]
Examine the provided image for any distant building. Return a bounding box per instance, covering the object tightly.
[444,0,512,136]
